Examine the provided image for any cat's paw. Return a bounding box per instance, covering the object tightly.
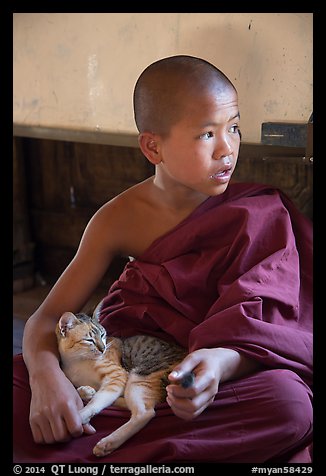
[77,385,96,401]
[79,406,93,425]
[93,437,117,457]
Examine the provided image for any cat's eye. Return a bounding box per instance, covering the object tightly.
[83,338,96,345]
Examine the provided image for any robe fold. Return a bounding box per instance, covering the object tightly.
[13,182,313,463]
[100,182,312,387]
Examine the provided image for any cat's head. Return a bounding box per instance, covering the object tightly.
[56,311,107,358]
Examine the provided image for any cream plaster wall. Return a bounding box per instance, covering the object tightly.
[13,13,313,145]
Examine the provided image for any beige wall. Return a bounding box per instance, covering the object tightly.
[13,13,313,145]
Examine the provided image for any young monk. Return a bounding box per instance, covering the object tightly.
[13,55,313,463]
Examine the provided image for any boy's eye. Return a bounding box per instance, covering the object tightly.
[229,124,240,134]
[199,131,214,140]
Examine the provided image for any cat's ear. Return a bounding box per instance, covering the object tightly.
[58,312,78,337]
[92,299,104,321]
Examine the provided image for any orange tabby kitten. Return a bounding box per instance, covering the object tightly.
[56,305,193,457]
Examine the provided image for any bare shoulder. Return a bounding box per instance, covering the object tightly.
[86,176,201,259]
[86,177,155,257]
[94,177,153,226]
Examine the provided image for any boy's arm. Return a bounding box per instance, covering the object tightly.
[22,201,122,443]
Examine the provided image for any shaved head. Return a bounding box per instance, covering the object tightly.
[133,55,236,136]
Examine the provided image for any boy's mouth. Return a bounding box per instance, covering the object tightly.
[209,165,232,181]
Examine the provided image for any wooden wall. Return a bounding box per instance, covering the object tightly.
[14,138,154,290]
[13,138,35,292]
[13,137,312,292]
[233,143,313,219]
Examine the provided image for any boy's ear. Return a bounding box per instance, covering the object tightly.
[138,132,162,165]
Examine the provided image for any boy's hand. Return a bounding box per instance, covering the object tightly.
[29,368,96,444]
[166,348,221,420]
[166,347,260,420]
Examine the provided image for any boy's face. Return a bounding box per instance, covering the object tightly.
[157,86,240,197]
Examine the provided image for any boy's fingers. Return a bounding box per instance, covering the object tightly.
[83,423,96,435]
[168,352,201,382]
[168,352,204,388]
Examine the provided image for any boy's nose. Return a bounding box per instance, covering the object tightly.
[213,140,233,160]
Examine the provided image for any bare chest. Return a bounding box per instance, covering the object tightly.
[121,211,190,259]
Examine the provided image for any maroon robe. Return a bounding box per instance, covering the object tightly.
[13,182,313,463]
